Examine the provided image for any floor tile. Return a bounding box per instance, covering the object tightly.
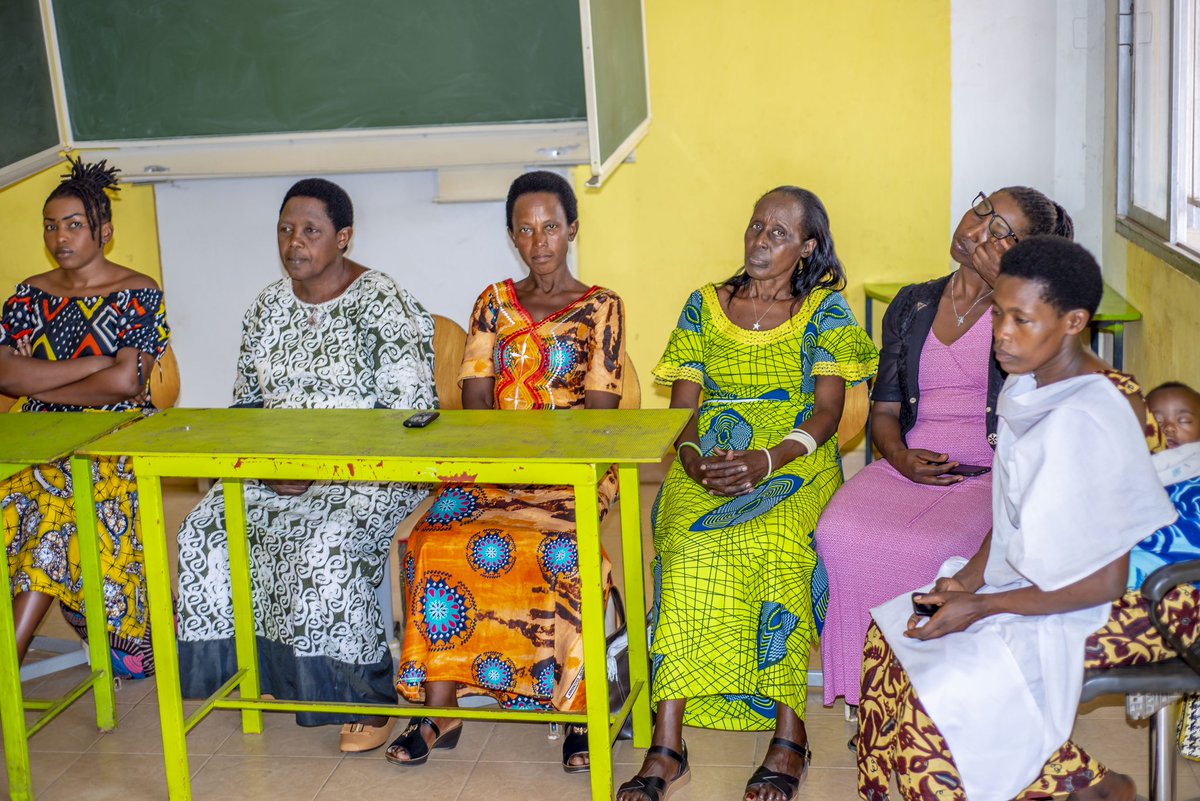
[476,721,565,764]
[315,754,471,800]
[0,750,82,797]
[36,752,209,801]
[188,754,340,801]
[87,700,238,756]
[456,759,595,801]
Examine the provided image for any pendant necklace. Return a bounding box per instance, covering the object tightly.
[950,271,993,327]
[750,294,784,330]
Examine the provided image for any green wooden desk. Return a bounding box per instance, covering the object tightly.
[0,411,138,800]
[78,407,689,801]
[862,281,1141,463]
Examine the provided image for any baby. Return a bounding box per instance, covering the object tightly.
[1128,381,1200,589]
[1147,381,1200,448]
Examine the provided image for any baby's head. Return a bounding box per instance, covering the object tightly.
[1147,382,1200,449]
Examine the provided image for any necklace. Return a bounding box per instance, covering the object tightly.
[950,272,993,327]
[749,294,784,330]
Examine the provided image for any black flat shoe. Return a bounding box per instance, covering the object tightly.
[745,736,811,801]
[617,742,689,801]
[384,717,462,766]
[562,724,590,774]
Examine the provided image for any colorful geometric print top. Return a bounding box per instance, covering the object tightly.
[0,284,170,412]
[461,280,624,410]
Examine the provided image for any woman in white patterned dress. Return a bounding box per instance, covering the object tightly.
[175,179,436,754]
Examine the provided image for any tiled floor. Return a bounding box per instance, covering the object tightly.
[9,454,1200,799]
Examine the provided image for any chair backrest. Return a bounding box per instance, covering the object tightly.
[618,356,641,410]
[431,313,467,410]
[149,343,181,409]
[836,381,869,447]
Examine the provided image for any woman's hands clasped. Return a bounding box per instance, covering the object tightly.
[904,576,988,640]
[681,447,771,496]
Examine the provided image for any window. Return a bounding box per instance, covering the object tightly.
[1120,0,1200,265]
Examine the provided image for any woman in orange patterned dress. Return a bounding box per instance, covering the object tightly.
[391,171,624,773]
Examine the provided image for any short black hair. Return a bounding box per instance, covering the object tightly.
[505,170,577,231]
[722,185,847,300]
[998,185,1074,240]
[1148,382,1200,403]
[281,178,353,231]
[998,235,1102,318]
[45,156,119,243]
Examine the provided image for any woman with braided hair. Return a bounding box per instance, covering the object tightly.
[0,156,170,677]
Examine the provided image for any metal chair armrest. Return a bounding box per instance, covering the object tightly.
[1142,560,1200,605]
[1142,559,1200,674]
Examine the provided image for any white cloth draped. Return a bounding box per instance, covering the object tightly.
[872,373,1177,801]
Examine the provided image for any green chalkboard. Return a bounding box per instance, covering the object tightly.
[589,0,649,170]
[0,0,59,168]
[54,0,588,141]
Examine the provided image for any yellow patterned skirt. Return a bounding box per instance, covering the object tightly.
[857,587,1200,800]
[2,456,148,642]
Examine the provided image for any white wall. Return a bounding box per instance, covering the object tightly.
[951,0,1111,267]
[157,170,563,407]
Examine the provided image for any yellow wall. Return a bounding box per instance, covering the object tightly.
[0,161,162,290]
[575,0,951,406]
[1123,243,1200,389]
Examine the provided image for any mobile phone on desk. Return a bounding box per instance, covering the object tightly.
[946,463,990,477]
[911,592,939,617]
[402,411,440,428]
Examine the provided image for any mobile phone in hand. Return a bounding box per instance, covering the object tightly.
[403,411,440,428]
[911,592,939,617]
[946,463,990,477]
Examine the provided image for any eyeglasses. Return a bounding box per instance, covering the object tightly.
[972,192,1019,242]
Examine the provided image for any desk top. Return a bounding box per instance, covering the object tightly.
[0,411,139,469]
[863,280,1141,323]
[78,408,691,466]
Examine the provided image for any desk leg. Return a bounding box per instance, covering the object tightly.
[617,464,652,749]
[222,479,263,733]
[136,470,191,800]
[69,457,116,730]
[1112,323,1125,371]
[0,517,32,799]
[575,471,612,801]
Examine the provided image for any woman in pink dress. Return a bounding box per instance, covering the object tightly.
[814,187,1073,714]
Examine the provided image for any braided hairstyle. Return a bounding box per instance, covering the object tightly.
[723,185,847,300]
[997,185,1074,240]
[45,156,120,243]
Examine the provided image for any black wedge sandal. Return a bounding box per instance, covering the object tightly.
[562,724,590,774]
[744,736,811,801]
[616,742,690,801]
[384,717,463,767]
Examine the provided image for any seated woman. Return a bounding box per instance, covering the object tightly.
[0,157,168,677]
[857,236,1189,801]
[175,178,436,753]
[815,187,1073,713]
[391,170,624,772]
[618,187,877,801]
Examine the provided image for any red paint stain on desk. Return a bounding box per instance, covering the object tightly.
[234,458,243,469]
[347,463,355,477]
[437,471,478,483]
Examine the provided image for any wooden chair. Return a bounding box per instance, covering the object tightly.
[835,380,869,449]
[431,314,467,410]
[618,357,641,410]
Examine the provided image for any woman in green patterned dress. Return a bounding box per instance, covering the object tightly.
[617,187,877,801]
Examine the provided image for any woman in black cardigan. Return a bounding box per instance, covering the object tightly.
[813,187,1073,715]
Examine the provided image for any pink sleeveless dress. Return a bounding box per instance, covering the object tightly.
[814,312,994,706]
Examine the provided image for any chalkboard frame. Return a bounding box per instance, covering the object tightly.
[3,1,649,187]
[0,0,65,189]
